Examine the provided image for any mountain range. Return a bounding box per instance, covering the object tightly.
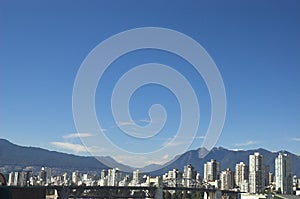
[0,139,299,177]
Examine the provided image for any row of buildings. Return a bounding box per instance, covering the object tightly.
[202,152,296,194]
[6,152,300,195]
[7,167,52,186]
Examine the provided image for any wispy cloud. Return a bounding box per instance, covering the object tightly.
[51,142,88,153]
[195,135,205,139]
[117,121,136,126]
[292,138,300,141]
[235,140,258,147]
[230,148,243,151]
[139,119,151,123]
[161,135,204,148]
[62,133,95,139]
[163,140,186,147]
[51,141,106,154]
[116,118,164,127]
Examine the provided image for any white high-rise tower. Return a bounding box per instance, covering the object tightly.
[221,168,233,190]
[249,152,265,193]
[204,159,220,182]
[235,162,248,191]
[275,153,292,194]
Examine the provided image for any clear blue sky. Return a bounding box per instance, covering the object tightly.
[1,0,300,166]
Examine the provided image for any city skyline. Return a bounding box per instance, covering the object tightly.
[1,138,299,175]
[4,152,299,196]
[1,1,300,167]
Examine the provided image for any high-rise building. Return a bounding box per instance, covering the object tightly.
[235,162,248,188]
[265,165,270,186]
[163,169,182,187]
[39,168,47,185]
[83,174,88,182]
[132,170,141,185]
[72,171,81,185]
[275,153,292,194]
[45,167,52,184]
[196,172,202,183]
[293,176,297,192]
[8,172,14,186]
[119,175,130,186]
[8,171,31,186]
[183,164,196,187]
[62,172,68,183]
[240,180,249,193]
[249,152,265,193]
[13,172,19,186]
[269,172,274,185]
[204,159,220,182]
[220,168,234,190]
[101,169,107,180]
[107,168,121,186]
[145,176,162,187]
[38,167,52,185]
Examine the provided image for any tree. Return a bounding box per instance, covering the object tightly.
[171,192,177,199]
[182,191,190,199]
[175,191,183,199]
[164,190,171,199]
[277,187,282,194]
[191,192,203,199]
[264,187,272,195]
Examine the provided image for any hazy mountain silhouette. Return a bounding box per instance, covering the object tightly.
[149,147,300,176]
[0,139,299,177]
[0,139,108,171]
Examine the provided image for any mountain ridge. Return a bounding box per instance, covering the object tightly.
[0,139,299,177]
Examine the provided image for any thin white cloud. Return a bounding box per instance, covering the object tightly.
[139,119,151,123]
[164,140,187,147]
[292,138,300,141]
[235,140,258,147]
[160,135,205,148]
[51,142,88,153]
[162,138,188,148]
[51,141,107,154]
[116,118,164,127]
[62,133,95,139]
[230,148,243,151]
[117,121,136,126]
[195,135,205,139]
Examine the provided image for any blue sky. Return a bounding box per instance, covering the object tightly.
[1,1,300,167]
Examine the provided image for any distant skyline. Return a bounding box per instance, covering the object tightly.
[1,1,300,167]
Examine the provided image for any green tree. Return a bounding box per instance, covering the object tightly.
[277,187,282,194]
[264,187,272,194]
[191,192,203,199]
[171,192,177,199]
[164,190,171,199]
[175,190,183,199]
[182,191,190,199]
